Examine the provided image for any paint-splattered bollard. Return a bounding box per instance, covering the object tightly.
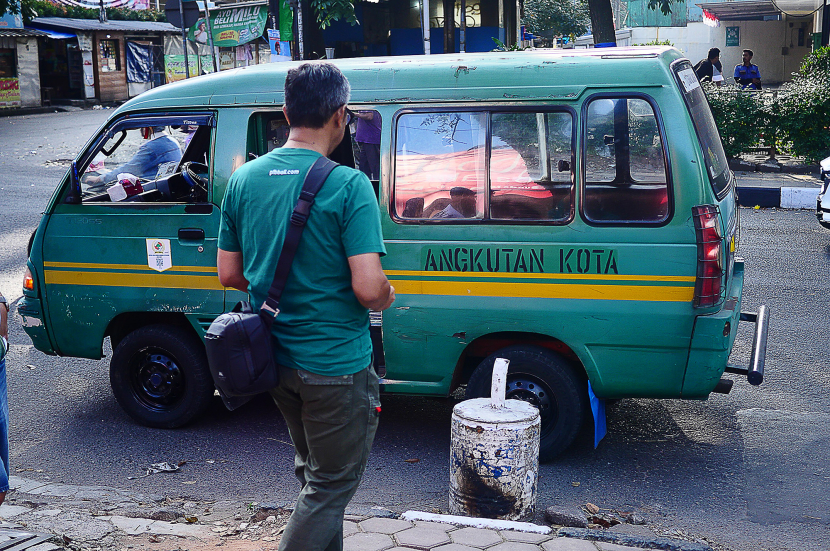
[449,358,541,521]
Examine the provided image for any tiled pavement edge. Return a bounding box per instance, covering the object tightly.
[0,476,714,551]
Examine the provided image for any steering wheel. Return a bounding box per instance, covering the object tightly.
[180,162,209,198]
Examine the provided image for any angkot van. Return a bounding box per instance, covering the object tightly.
[20,47,769,460]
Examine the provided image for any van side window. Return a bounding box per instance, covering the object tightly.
[490,112,573,221]
[80,117,212,204]
[395,112,486,219]
[583,98,669,223]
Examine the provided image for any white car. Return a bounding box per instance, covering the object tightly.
[818,155,830,229]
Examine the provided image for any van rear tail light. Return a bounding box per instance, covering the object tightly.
[23,268,34,292]
[692,205,723,308]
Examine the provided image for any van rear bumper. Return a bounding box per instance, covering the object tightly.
[18,296,56,355]
[724,306,769,385]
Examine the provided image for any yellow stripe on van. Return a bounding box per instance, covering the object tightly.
[44,270,224,291]
[389,279,694,302]
[385,270,695,283]
[44,261,218,274]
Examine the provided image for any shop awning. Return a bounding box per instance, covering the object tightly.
[696,1,781,20]
[26,27,76,39]
[0,28,49,37]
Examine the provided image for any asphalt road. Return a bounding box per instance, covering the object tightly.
[1,110,829,551]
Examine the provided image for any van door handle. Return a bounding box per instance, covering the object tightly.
[178,228,205,240]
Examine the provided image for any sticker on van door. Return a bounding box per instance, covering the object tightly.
[146,239,172,272]
[677,68,700,92]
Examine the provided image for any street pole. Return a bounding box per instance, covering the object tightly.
[421,0,431,55]
[99,0,107,23]
[180,0,190,78]
[296,0,304,60]
[460,0,466,52]
[203,0,218,72]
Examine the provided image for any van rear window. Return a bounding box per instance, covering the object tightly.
[673,60,731,197]
[393,110,574,223]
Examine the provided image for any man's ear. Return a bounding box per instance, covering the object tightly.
[331,105,347,129]
[282,105,291,126]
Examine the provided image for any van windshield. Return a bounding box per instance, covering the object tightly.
[673,60,731,197]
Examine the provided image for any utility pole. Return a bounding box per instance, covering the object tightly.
[99,0,107,23]
[180,0,190,78]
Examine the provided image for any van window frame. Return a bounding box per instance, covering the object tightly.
[72,111,216,205]
[670,58,733,200]
[390,105,577,225]
[579,92,674,227]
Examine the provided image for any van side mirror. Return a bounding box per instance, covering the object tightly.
[64,161,82,204]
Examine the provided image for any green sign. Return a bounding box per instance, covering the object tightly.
[188,5,268,48]
[726,26,740,47]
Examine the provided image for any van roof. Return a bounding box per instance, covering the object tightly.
[117,46,687,114]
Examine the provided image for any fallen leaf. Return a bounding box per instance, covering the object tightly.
[404,458,420,464]
[182,481,197,484]
[148,535,161,543]
[585,503,599,514]
[177,460,187,467]
[571,482,580,487]
[185,517,198,523]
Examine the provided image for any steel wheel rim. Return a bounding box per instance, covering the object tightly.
[506,374,558,436]
[128,347,185,412]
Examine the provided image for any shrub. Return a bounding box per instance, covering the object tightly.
[702,82,767,159]
[773,74,830,163]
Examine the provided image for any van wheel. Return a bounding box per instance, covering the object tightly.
[110,324,214,428]
[466,345,586,462]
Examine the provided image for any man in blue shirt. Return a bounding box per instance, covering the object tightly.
[734,49,762,90]
[88,126,182,185]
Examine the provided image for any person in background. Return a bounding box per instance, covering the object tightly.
[354,110,381,180]
[694,47,723,85]
[217,62,394,551]
[432,186,477,218]
[86,126,182,186]
[0,290,10,506]
[734,49,762,90]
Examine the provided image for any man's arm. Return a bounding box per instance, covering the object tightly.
[348,253,395,311]
[0,293,8,361]
[217,249,249,292]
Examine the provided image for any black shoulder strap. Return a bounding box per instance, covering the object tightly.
[260,156,339,325]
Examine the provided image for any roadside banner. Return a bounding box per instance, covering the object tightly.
[188,5,268,48]
[0,78,21,107]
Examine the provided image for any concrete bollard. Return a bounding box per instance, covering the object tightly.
[449,358,541,521]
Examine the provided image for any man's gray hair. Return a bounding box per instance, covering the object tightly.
[284,62,351,129]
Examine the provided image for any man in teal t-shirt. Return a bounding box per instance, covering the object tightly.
[217,63,395,551]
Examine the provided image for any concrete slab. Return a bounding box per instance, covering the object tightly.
[344,531,395,551]
[432,544,481,551]
[9,477,49,494]
[0,504,32,518]
[449,526,504,548]
[541,539,599,551]
[359,517,414,534]
[781,186,819,209]
[28,543,62,551]
[402,512,551,535]
[395,527,452,548]
[489,543,543,551]
[501,530,552,543]
[345,520,360,537]
[413,521,458,532]
[107,515,208,537]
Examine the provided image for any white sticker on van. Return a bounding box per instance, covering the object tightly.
[678,68,700,92]
[147,239,172,272]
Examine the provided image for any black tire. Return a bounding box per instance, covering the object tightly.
[466,345,587,462]
[110,324,214,428]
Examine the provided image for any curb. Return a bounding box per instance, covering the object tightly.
[558,527,713,551]
[736,185,819,209]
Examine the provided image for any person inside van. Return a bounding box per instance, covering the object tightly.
[432,186,477,218]
[86,126,182,186]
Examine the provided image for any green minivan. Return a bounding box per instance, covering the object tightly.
[20,47,768,460]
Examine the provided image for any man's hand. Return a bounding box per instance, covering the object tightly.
[0,293,8,342]
[348,253,395,311]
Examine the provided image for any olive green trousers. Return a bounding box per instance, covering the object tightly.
[270,365,380,551]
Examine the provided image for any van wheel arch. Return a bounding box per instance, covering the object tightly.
[106,312,194,351]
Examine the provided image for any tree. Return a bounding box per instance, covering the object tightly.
[587,0,677,46]
[523,0,590,38]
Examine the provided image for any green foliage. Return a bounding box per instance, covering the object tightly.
[646,0,678,16]
[522,0,590,38]
[703,82,767,159]
[633,39,674,46]
[799,46,830,78]
[311,0,357,29]
[773,70,830,163]
[491,38,526,51]
[23,0,166,23]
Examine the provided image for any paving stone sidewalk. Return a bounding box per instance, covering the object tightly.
[0,476,711,551]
